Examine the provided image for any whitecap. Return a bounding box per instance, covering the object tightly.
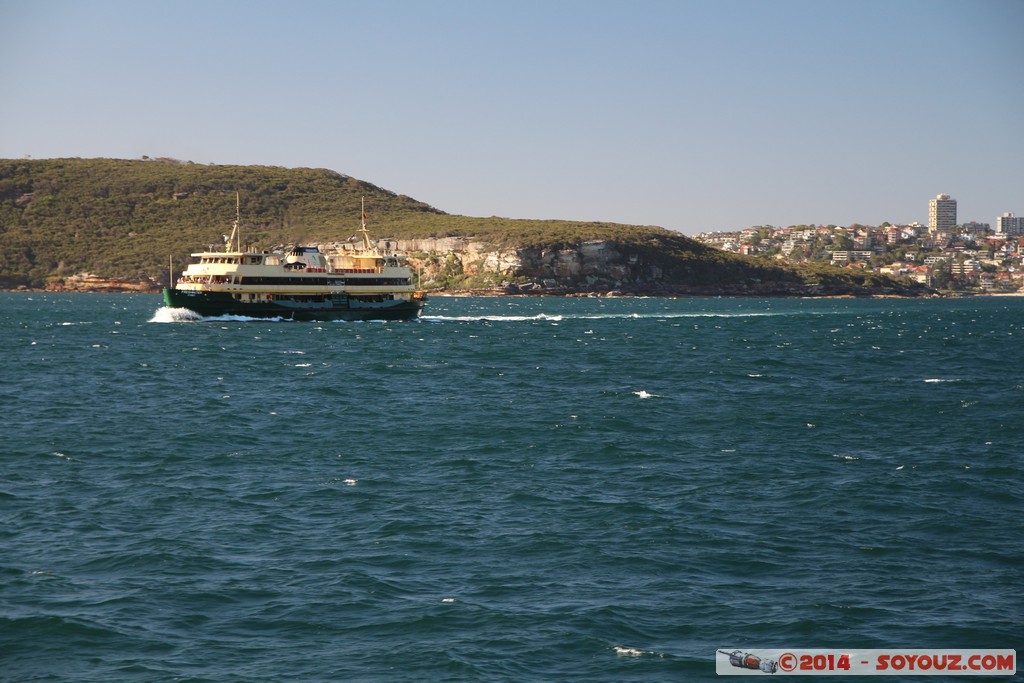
[633,390,658,399]
[149,306,202,323]
[614,646,663,657]
[207,314,288,322]
[153,309,289,323]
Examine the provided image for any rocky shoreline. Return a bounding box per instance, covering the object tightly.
[4,273,163,293]
[3,279,937,298]
[1,237,937,297]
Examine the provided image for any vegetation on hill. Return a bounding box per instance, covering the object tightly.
[0,158,442,287]
[0,158,926,295]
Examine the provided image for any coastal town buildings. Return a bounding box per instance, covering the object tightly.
[694,193,1023,293]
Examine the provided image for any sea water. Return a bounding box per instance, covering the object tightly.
[1,293,1020,681]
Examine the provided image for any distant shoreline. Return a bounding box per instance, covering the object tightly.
[3,287,1020,298]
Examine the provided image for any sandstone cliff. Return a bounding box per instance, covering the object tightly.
[327,237,926,297]
[388,237,645,293]
[43,273,162,293]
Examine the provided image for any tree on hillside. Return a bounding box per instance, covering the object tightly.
[930,261,952,289]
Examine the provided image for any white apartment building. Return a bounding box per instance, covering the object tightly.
[929,194,957,233]
[996,212,1023,236]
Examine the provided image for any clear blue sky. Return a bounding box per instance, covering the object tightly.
[1,0,1021,234]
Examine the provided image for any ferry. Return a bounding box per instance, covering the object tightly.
[162,198,426,321]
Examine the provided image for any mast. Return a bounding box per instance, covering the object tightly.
[225,191,241,252]
[234,191,241,252]
[359,197,373,250]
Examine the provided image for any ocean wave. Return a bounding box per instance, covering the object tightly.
[148,306,294,323]
[423,313,564,322]
[613,645,665,657]
[7,293,1023,682]
[422,311,800,323]
[148,306,203,322]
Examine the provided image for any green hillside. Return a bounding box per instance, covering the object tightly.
[0,157,923,295]
[0,158,444,286]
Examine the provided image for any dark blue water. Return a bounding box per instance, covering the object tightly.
[2,294,1021,681]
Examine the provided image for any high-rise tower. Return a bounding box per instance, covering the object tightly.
[996,212,1023,237]
[928,194,957,233]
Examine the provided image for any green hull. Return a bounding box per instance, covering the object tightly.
[162,288,425,321]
